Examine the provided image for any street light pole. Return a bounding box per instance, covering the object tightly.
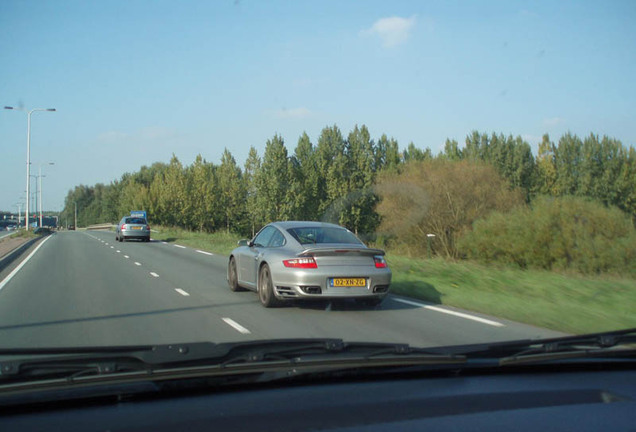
[15,203,23,225]
[38,162,54,227]
[4,106,56,230]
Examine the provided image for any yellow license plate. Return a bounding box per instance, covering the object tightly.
[132,226,142,230]
[331,278,366,287]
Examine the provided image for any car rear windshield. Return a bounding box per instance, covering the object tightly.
[125,218,147,224]
[287,227,363,245]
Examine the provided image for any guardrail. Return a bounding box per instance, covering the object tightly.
[86,223,115,230]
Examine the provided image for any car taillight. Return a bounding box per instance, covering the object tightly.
[283,257,318,268]
[374,255,387,268]
[121,224,126,230]
[145,225,150,231]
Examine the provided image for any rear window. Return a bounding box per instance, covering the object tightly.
[287,227,363,245]
[125,218,147,224]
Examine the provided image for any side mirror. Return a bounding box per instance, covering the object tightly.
[238,239,248,247]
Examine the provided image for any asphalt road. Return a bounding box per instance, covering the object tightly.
[0,231,565,348]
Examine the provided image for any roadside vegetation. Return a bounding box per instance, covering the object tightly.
[11,229,38,240]
[60,124,636,332]
[388,256,636,334]
[151,226,240,255]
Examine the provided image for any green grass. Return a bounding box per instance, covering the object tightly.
[7,229,38,240]
[143,226,636,334]
[151,226,242,255]
[387,255,636,334]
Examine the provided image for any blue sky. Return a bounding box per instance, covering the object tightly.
[1,0,634,212]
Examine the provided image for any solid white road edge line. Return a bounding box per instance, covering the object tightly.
[222,318,251,334]
[174,245,186,249]
[175,288,190,296]
[0,235,53,292]
[196,250,213,256]
[391,297,504,327]
[150,272,159,278]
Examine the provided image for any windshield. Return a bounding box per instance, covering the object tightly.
[0,1,634,359]
[288,227,363,245]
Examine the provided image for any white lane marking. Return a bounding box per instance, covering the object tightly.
[175,288,190,296]
[134,262,141,266]
[196,250,213,256]
[124,255,129,259]
[391,297,504,327]
[174,244,186,249]
[110,246,114,249]
[162,241,168,245]
[150,272,159,278]
[222,318,251,335]
[116,250,121,253]
[0,236,53,292]
[105,243,109,245]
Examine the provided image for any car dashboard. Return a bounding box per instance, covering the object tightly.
[1,364,634,431]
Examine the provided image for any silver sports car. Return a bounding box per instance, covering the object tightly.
[228,221,392,307]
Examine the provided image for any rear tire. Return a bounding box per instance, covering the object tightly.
[258,264,282,308]
[228,257,244,292]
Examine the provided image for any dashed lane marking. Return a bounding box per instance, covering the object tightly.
[175,288,190,296]
[222,318,251,335]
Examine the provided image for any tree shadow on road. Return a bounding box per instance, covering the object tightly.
[0,302,253,332]
[390,280,443,305]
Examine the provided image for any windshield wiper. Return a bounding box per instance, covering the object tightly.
[0,339,466,393]
[437,328,636,366]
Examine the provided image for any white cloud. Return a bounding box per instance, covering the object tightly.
[362,15,417,48]
[543,117,565,127]
[272,107,312,119]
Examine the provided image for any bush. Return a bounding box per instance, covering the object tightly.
[375,159,524,258]
[459,196,636,275]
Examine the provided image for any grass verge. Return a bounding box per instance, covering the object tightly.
[4,229,38,240]
[145,226,635,334]
[151,226,241,255]
[388,255,636,334]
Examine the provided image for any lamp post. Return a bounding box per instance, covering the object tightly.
[14,202,24,225]
[38,162,55,227]
[29,175,38,227]
[4,106,56,230]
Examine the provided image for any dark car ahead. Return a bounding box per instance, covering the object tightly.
[115,216,150,242]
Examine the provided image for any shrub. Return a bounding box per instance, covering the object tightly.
[459,196,636,275]
[375,160,524,258]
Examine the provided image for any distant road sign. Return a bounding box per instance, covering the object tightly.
[130,210,147,220]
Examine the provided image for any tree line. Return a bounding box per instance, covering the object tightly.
[63,124,636,239]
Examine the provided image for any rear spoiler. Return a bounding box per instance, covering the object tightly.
[299,247,385,257]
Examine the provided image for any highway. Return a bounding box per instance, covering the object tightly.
[0,231,564,348]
